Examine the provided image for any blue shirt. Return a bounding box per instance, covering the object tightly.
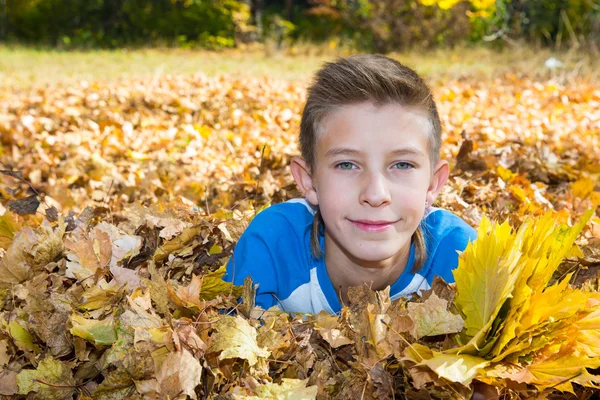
[224,198,477,314]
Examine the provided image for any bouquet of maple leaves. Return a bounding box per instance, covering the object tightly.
[0,203,598,399]
[401,208,600,397]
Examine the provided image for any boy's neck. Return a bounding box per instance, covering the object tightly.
[324,233,411,306]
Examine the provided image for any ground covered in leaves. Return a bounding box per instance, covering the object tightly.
[0,69,599,399]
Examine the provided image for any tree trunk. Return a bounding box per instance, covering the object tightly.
[252,0,264,39]
[0,0,7,41]
[285,0,294,22]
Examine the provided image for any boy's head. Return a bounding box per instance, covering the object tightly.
[299,54,442,171]
[290,54,448,269]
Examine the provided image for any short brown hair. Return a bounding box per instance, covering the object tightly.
[299,54,442,273]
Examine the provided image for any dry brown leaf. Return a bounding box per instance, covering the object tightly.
[156,349,202,399]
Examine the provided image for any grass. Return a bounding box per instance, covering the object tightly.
[0,43,598,88]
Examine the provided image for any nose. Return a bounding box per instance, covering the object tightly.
[359,172,391,207]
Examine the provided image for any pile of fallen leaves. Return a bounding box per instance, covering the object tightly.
[0,72,599,399]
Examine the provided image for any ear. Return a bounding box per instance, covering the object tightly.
[290,156,319,206]
[426,160,449,206]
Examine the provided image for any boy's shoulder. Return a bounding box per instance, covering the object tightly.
[422,207,476,239]
[244,198,316,237]
[407,207,477,287]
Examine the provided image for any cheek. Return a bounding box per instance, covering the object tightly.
[315,172,354,198]
[391,183,426,204]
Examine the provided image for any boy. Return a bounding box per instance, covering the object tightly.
[224,54,476,314]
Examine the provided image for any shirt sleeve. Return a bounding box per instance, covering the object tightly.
[223,207,305,311]
[427,226,477,284]
[224,226,280,310]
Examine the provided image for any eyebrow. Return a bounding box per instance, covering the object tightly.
[324,147,426,158]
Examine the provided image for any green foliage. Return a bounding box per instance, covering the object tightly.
[1,0,598,49]
[293,0,598,51]
[5,0,251,48]
[301,0,472,51]
[462,0,599,48]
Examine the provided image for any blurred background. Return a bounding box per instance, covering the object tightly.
[0,0,598,52]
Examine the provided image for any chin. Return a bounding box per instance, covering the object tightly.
[349,243,401,263]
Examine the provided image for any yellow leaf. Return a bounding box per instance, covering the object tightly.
[63,226,103,278]
[8,321,41,353]
[573,307,600,357]
[453,216,524,348]
[591,191,600,208]
[209,315,270,367]
[566,243,584,258]
[403,343,434,364]
[518,276,590,333]
[314,312,353,348]
[17,357,75,400]
[0,228,35,287]
[451,210,594,358]
[509,184,527,203]
[235,378,318,400]
[77,282,118,311]
[169,266,241,311]
[506,356,600,393]
[194,124,212,139]
[402,344,488,387]
[438,0,461,10]
[174,274,203,308]
[407,293,464,339]
[199,265,242,300]
[153,226,203,262]
[526,209,593,293]
[0,212,21,249]
[496,165,516,182]
[209,243,223,255]
[571,177,595,199]
[70,314,117,346]
[471,0,496,9]
[419,353,489,386]
[32,218,66,268]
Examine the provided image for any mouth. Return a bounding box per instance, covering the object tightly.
[349,219,399,232]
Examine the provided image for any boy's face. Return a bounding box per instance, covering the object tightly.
[292,102,448,264]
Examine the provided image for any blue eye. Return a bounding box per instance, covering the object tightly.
[336,162,356,170]
[393,162,413,170]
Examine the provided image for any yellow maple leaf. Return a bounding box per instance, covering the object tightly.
[402,343,489,386]
[496,165,517,182]
[209,315,270,367]
[571,305,600,357]
[17,357,75,399]
[453,210,594,357]
[169,266,242,311]
[591,191,600,208]
[526,210,593,294]
[7,321,41,353]
[518,275,590,333]
[489,211,592,359]
[314,311,353,348]
[407,293,464,339]
[174,274,204,308]
[453,215,524,350]
[70,314,117,346]
[234,378,318,400]
[571,177,595,199]
[0,212,21,249]
[505,356,600,393]
[0,228,36,286]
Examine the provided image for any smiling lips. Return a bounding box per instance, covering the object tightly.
[350,219,398,232]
